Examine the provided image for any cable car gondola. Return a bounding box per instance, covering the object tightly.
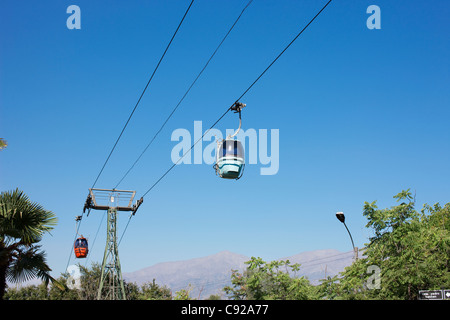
[214,102,246,180]
[74,236,88,258]
[215,139,245,179]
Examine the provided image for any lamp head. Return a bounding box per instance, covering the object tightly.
[336,212,345,223]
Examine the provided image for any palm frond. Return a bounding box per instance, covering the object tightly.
[5,245,53,284]
[0,189,57,244]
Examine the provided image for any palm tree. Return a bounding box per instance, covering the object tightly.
[0,189,61,299]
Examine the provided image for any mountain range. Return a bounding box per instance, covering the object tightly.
[123,249,355,299]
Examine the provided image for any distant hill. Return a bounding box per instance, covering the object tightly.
[123,249,355,299]
[123,250,248,299]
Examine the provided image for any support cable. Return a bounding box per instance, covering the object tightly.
[236,0,332,102]
[113,0,254,189]
[118,214,133,247]
[142,107,231,198]
[84,210,107,267]
[90,0,195,190]
[140,0,333,199]
[96,0,333,250]
[65,219,83,273]
[68,1,194,270]
[114,0,254,246]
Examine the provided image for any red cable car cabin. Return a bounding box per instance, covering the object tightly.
[74,236,88,258]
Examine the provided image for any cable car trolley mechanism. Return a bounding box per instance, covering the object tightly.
[214,102,246,180]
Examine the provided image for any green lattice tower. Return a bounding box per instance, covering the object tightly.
[97,207,126,300]
[83,188,143,300]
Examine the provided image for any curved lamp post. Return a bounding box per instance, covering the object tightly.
[336,212,358,261]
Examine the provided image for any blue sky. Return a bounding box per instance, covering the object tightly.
[1,0,449,279]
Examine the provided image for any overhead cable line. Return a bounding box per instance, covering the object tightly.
[298,251,354,267]
[65,217,83,272]
[115,0,254,246]
[299,255,355,269]
[68,1,195,270]
[114,0,254,189]
[90,0,195,190]
[140,0,333,199]
[235,0,333,102]
[83,210,107,266]
[142,107,231,197]
[118,213,133,247]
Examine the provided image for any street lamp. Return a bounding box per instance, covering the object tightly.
[335,212,358,261]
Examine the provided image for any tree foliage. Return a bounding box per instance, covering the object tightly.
[5,262,181,300]
[318,189,450,300]
[0,189,61,300]
[226,189,449,300]
[224,257,319,300]
[3,189,449,300]
[139,278,172,300]
[0,138,7,150]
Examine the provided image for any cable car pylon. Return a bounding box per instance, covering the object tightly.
[83,188,143,300]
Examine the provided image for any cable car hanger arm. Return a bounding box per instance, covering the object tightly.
[228,102,246,139]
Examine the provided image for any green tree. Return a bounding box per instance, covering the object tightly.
[319,189,450,300]
[139,278,172,300]
[0,189,61,300]
[0,138,7,150]
[224,257,318,300]
[4,282,49,300]
[174,284,195,300]
[55,263,103,300]
[62,263,141,300]
[5,263,146,300]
